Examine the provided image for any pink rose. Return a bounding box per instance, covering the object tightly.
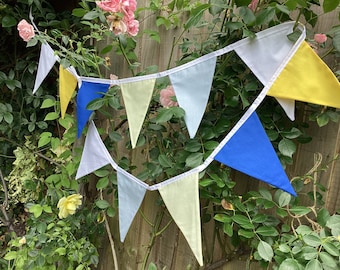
[160,85,178,108]
[314,33,327,44]
[248,0,259,12]
[17,19,35,42]
[126,18,139,36]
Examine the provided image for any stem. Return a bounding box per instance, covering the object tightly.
[118,39,136,77]
[0,169,13,231]
[141,208,166,270]
[100,190,119,270]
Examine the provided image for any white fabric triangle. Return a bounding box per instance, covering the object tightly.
[75,121,113,179]
[33,43,58,94]
[275,98,295,121]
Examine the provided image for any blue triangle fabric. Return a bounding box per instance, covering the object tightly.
[76,81,110,137]
[214,112,296,196]
[169,57,216,138]
[118,171,147,241]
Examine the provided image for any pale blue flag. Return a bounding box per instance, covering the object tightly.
[118,171,147,241]
[33,43,58,93]
[76,121,113,179]
[169,57,216,138]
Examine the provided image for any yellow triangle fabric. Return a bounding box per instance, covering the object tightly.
[158,173,203,266]
[267,41,340,108]
[120,79,155,148]
[59,65,78,118]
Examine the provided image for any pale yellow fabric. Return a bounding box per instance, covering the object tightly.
[268,41,340,108]
[120,79,155,148]
[59,65,77,118]
[158,173,203,266]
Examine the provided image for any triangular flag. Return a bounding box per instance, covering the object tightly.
[76,81,110,138]
[120,79,155,148]
[33,43,58,93]
[158,173,203,266]
[59,65,78,118]
[267,41,340,109]
[169,57,216,138]
[234,23,299,119]
[214,112,296,196]
[118,171,147,241]
[276,98,295,121]
[76,121,113,179]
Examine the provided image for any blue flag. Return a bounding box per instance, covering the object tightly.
[214,112,296,196]
[169,57,216,138]
[118,171,147,241]
[76,81,110,137]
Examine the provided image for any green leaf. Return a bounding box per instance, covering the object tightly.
[323,242,340,256]
[156,108,174,123]
[281,127,302,139]
[323,0,340,13]
[257,241,274,262]
[290,206,311,216]
[185,153,203,168]
[3,112,13,124]
[232,214,254,229]
[300,246,318,260]
[72,8,88,17]
[326,215,340,237]
[106,206,116,217]
[148,262,157,270]
[256,226,279,237]
[214,214,232,223]
[332,31,340,52]
[278,138,296,158]
[55,247,67,256]
[276,190,292,207]
[317,113,329,127]
[38,132,52,147]
[305,259,322,270]
[29,204,43,218]
[40,98,56,109]
[2,15,17,27]
[158,154,173,168]
[185,4,210,30]
[302,235,321,247]
[87,98,105,110]
[4,251,17,260]
[278,244,290,253]
[278,258,302,270]
[95,199,110,209]
[238,229,255,238]
[44,112,59,121]
[239,6,256,25]
[83,10,100,20]
[223,222,233,236]
[319,251,337,268]
[255,7,276,25]
[96,177,109,190]
[317,208,330,227]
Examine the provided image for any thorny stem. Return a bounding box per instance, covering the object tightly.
[118,38,136,77]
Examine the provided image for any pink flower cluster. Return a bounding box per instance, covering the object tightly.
[96,0,139,36]
[314,33,327,44]
[17,19,35,42]
[160,85,178,108]
[248,0,259,12]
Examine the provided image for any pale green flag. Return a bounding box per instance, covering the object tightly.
[158,173,203,266]
[120,79,155,148]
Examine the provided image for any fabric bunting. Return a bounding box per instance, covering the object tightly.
[169,56,217,138]
[75,121,113,179]
[76,81,110,138]
[158,172,203,266]
[120,79,156,148]
[234,26,298,120]
[117,171,147,241]
[267,41,340,109]
[33,43,58,94]
[59,65,78,118]
[214,112,296,196]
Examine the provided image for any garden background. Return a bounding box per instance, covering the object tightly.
[1,0,340,269]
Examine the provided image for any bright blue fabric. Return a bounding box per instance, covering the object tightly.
[214,112,296,196]
[76,81,110,137]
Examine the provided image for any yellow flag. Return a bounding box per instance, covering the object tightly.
[158,173,203,266]
[267,41,340,108]
[59,65,78,118]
